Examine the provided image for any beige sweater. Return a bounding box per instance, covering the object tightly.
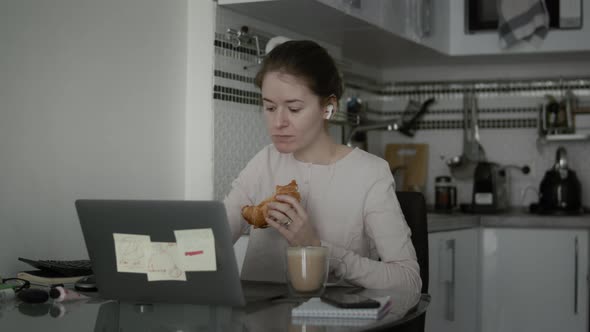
[224,144,422,293]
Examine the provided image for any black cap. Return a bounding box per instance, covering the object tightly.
[49,287,61,299]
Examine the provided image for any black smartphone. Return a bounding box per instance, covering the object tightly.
[320,293,380,309]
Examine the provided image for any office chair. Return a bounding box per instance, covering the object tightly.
[396,191,429,295]
[389,191,429,332]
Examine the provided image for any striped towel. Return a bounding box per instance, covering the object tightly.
[498,0,549,49]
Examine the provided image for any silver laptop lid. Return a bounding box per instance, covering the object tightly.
[75,199,245,306]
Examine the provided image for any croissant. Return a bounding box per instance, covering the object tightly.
[241,180,301,229]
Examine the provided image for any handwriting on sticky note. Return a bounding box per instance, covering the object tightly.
[113,233,151,273]
[146,242,187,281]
[174,229,216,272]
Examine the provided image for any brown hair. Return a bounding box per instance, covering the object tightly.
[254,40,343,104]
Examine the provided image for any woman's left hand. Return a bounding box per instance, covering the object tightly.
[265,195,321,247]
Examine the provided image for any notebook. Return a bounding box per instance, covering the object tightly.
[16,270,87,286]
[291,296,392,320]
[291,316,376,327]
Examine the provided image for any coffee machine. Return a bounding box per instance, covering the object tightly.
[470,162,509,213]
[460,161,530,213]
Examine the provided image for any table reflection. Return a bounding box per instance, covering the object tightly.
[0,287,427,331]
[92,288,426,332]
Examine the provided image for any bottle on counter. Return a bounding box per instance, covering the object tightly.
[434,176,457,212]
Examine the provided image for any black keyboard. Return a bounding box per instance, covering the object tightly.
[18,257,93,277]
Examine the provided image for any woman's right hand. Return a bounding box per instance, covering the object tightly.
[265,195,321,247]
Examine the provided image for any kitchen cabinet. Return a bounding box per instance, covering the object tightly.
[218,0,413,46]
[384,0,590,55]
[316,0,384,26]
[382,0,590,56]
[217,0,382,53]
[219,0,385,29]
[218,0,590,60]
[481,228,588,332]
[426,228,479,332]
[443,0,590,55]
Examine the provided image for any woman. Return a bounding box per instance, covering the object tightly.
[224,40,421,292]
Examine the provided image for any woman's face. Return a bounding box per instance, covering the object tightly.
[261,71,325,154]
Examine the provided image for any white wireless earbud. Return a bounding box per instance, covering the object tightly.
[325,104,334,119]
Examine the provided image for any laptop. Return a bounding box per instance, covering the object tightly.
[75,199,286,306]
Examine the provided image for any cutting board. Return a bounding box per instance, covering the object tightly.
[384,144,429,192]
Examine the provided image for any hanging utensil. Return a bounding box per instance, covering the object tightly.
[446,89,486,179]
[467,89,486,162]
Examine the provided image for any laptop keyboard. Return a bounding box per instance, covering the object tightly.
[18,257,93,277]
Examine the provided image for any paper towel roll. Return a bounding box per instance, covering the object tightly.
[265,36,292,54]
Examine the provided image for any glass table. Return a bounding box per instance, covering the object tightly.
[0,287,430,331]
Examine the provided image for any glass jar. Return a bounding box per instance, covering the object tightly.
[435,176,457,212]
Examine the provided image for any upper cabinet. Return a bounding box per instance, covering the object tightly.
[428,0,590,55]
[218,0,590,63]
[217,0,381,44]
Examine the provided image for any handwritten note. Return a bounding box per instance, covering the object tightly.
[174,229,216,271]
[146,242,187,281]
[113,233,151,273]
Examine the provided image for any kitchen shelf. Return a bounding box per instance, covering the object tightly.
[538,133,590,142]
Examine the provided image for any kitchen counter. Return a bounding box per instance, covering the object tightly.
[427,207,590,232]
[427,213,480,232]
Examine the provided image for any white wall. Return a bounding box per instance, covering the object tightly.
[186,1,216,199]
[0,0,215,276]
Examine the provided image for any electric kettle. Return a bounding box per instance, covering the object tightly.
[538,146,582,212]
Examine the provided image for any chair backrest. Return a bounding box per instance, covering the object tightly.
[396,191,429,294]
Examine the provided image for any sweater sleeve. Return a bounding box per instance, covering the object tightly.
[223,151,264,243]
[321,164,422,293]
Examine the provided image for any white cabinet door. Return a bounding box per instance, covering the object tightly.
[426,231,451,332]
[351,0,384,27]
[481,228,588,332]
[315,0,384,26]
[426,228,479,332]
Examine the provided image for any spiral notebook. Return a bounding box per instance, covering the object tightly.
[291,296,392,320]
[292,316,377,327]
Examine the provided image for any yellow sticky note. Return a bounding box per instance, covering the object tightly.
[146,242,187,281]
[113,233,151,273]
[174,229,216,272]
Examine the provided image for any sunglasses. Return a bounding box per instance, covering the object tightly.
[1,278,31,293]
